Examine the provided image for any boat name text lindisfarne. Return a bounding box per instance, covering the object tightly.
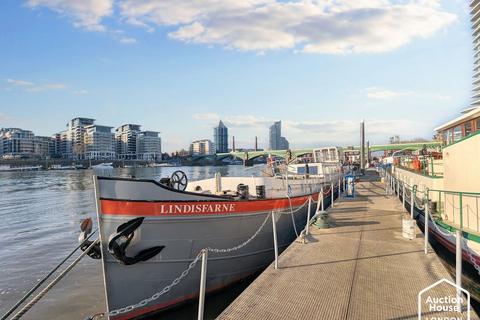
[159,203,236,214]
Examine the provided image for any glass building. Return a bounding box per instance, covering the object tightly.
[213,120,228,153]
[269,121,289,150]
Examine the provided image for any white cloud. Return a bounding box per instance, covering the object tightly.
[24,0,456,53]
[193,113,272,128]
[26,83,66,92]
[5,78,67,92]
[6,78,34,86]
[192,113,221,122]
[120,0,456,54]
[366,87,414,99]
[26,0,113,31]
[365,87,453,101]
[119,36,137,44]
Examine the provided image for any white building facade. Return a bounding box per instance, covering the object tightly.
[84,125,116,160]
[137,131,162,161]
[190,139,215,155]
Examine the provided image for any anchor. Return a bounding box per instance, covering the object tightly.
[108,217,164,265]
[78,218,101,259]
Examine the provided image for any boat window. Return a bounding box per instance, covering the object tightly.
[453,126,462,142]
[322,149,329,161]
[446,130,453,144]
[465,121,472,136]
[329,149,337,161]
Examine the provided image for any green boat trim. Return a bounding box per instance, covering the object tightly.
[434,219,480,244]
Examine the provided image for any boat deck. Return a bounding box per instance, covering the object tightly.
[218,170,478,320]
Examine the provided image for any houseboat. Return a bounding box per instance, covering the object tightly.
[84,148,344,319]
[391,106,480,298]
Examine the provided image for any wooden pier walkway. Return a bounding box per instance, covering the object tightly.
[218,170,477,320]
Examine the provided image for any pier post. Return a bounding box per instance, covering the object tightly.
[410,187,414,219]
[385,174,388,195]
[424,193,429,255]
[306,197,312,236]
[331,183,334,208]
[338,179,341,197]
[397,179,400,199]
[402,182,405,210]
[389,175,393,195]
[272,212,279,269]
[455,229,462,312]
[321,186,325,212]
[198,249,208,320]
[391,176,394,195]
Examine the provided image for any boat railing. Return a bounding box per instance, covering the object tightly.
[426,189,480,234]
[393,154,443,178]
[385,168,480,234]
[383,170,480,307]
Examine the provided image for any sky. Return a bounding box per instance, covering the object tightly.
[0,0,474,152]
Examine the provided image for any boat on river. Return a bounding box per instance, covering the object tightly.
[85,148,344,319]
[389,106,480,299]
[50,164,77,170]
[0,165,42,172]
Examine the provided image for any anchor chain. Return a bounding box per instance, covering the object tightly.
[109,251,203,317]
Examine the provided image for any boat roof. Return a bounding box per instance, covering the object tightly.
[434,107,480,132]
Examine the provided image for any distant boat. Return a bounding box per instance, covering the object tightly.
[92,163,114,169]
[150,162,177,167]
[50,164,76,170]
[0,165,42,172]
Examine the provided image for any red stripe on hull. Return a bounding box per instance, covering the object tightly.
[101,193,319,216]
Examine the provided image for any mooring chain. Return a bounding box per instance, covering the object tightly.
[206,212,272,254]
[463,238,480,276]
[108,185,323,317]
[109,212,274,316]
[108,250,204,317]
[426,204,454,238]
[424,200,480,277]
[275,197,310,215]
[414,194,425,210]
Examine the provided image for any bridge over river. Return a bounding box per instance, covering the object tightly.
[214,141,442,164]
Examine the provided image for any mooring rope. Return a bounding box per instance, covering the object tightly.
[1,228,98,320]
[10,239,100,320]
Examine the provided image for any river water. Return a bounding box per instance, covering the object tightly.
[0,165,263,320]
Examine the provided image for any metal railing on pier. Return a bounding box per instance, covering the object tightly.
[382,169,480,312]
